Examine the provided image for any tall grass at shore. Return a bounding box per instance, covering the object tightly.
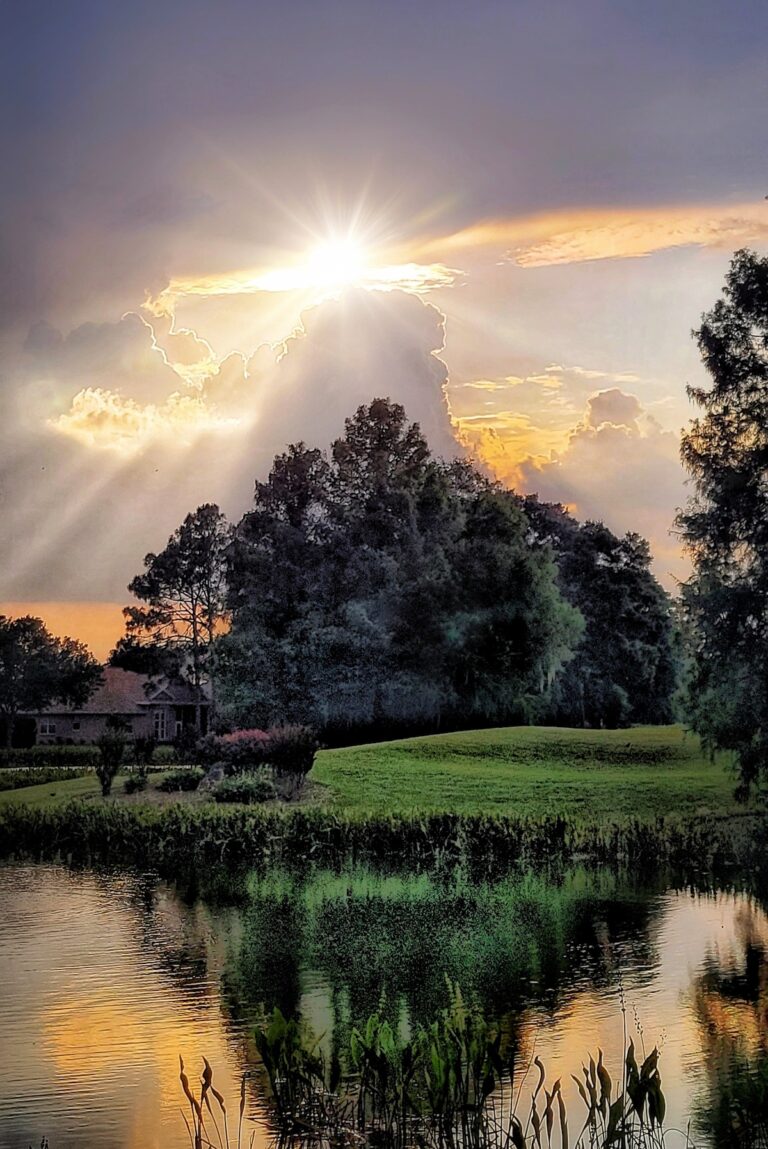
[1,798,765,880]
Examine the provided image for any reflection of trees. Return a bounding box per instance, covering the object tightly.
[218,867,665,1043]
[691,902,768,1147]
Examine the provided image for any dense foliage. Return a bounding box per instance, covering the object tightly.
[0,615,101,747]
[216,398,676,737]
[219,399,582,737]
[212,771,276,804]
[522,499,678,727]
[678,250,768,794]
[0,798,761,876]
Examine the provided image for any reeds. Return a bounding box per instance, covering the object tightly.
[179,1054,254,1149]
[187,984,695,1149]
[1,799,765,880]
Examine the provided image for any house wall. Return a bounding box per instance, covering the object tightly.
[32,703,209,745]
[35,711,154,746]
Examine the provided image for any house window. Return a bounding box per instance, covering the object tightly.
[40,719,56,736]
[72,720,81,731]
[153,709,167,741]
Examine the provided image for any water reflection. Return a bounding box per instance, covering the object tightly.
[690,902,768,1145]
[1,863,768,1147]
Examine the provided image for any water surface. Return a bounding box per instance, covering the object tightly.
[1,862,766,1147]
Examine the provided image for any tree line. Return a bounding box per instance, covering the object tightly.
[110,398,678,741]
[7,248,768,795]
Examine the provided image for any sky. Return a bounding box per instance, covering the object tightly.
[2,0,768,657]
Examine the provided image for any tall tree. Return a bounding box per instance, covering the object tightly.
[123,503,231,727]
[220,399,582,736]
[678,249,768,794]
[522,498,678,727]
[0,616,101,747]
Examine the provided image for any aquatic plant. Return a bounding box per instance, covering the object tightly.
[179,1055,254,1149]
[188,988,694,1149]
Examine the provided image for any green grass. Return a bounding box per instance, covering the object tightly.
[0,769,186,809]
[314,723,743,821]
[0,725,745,824]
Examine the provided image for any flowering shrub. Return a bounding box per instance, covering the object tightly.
[196,726,318,793]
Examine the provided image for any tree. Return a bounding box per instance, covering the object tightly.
[220,399,582,737]
[108,636,183,678]
[677,249,768,794]
[0,615,102,747]
[122,504,230,729]
[522,499,678,727]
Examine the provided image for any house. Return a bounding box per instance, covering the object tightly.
[29,667,210,745]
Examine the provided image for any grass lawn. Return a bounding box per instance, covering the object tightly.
[314,723,744,821]
[0,725,746,823]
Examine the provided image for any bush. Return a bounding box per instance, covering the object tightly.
[206,725,318,786]
[0,746,100,770]
[132,735,157,768]
[95,731,126,796]
[0,766,91,791]
[124,772,148,794]
[267,725,319,781]
[173,725,201,764]
[157,768,204,792]
[212,771,276,805]
[219,728,271,772]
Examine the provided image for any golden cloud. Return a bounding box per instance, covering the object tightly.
[418,201,768,267]
[50,387,238,454]
[147,259,458,319]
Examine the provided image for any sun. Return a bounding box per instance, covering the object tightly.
[304,236,368,289]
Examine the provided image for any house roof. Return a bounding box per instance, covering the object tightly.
[35,666,210,715]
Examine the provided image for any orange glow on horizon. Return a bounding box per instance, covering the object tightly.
[0,602,126,661]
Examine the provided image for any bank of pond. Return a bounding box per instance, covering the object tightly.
[3,857,768,1147]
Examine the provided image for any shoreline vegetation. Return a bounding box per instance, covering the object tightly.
[1,725,765,877]
[185,984,684,1149]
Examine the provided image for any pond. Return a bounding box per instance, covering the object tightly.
[1,861,766,1148]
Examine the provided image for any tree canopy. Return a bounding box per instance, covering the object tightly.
[522,499,678,728]
[219,399,584,738]
[678,249,768,794]
[117,503,231,724]
[0,615,102,746]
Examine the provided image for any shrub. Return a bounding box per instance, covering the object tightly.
[219,728,271,773]
[173,725,201,764]
[132,735,157,768]
[157,768,204,792]
[95,731,126,796]
[0,746,99,770]
[124,772,148,794]
[212,771,276,805]
[195,733,227,767]
[0,766,91,791]
[267,725,319,783]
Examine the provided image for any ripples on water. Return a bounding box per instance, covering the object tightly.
[0,862,766,1148]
